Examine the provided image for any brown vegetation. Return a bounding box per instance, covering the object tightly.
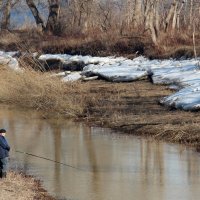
[0,66,86,117]
[0,30,200,59]
[82,81,200,150]
[0,171,55,200]
[0,0,200,58]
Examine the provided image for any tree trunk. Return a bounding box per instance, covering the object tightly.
[155,0,160,33]
[1,0,11,30]
[149,2,158,45]
[144,0,151,29]
[133,0,142,28]
[46,0,60,33]
[193,24,197,58]
[164,1,176,32]
[177,1,185,30]
[26,0,45,30]
[189,0,193,30]
[125,0,133,29]
[172,1,178,30]
[83,0,93,32]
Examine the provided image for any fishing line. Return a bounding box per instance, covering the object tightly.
[15,150,84,171]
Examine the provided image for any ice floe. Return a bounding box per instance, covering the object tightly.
[82,63,147,82]
[62,72,82,82]
[39,54,126,65]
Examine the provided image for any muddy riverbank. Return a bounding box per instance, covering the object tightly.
[0,171,55,200]
[81,80,200,150]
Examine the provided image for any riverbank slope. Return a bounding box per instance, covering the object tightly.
[0,171,55,200]
[84,80,200,149]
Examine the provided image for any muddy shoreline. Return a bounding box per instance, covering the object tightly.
[78,80,200,150]
[0,171,56,200]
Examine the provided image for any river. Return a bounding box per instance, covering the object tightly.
[0,105,200,200]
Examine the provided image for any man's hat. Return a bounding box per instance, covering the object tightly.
[0,129,6,133]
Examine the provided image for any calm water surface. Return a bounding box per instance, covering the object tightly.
[0,106,200,200]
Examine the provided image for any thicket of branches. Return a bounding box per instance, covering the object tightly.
[0,0,200,45]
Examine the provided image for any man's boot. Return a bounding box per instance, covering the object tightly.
[2,172,6,178]
[0,171,2,178]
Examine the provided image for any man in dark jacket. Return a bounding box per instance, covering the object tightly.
[0,129,10,178]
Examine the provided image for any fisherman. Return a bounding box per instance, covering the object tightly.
[0,129,10,178]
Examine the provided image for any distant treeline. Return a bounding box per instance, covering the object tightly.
[0,0,199,46]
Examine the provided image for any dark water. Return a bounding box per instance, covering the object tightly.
[1,105,200,200]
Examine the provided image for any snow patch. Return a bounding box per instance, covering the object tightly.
[0,51,21,71]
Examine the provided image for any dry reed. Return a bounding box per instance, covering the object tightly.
[0,67,88,117]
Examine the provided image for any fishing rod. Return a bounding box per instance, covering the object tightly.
[15,150,84,171]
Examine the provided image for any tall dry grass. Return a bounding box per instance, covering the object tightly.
[0,64,126,119]
[0,67,90,117]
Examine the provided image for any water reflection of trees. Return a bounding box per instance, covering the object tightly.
[140,140,164,184]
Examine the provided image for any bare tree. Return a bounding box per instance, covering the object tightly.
[26,0,45,30]
[189,0,193,29]
[176,1,185,30]
[164,0,177,32]
[0,0,199,40]
[149,0,159,45]
[46,0,60,33]
[133,0,143,28]
[172,0,178,30]
[144,0,151,29]
[1,0,11,30]
[155,0,160,33]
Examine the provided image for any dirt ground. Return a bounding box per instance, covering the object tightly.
[83,80,200,150]
[0,171,55,200]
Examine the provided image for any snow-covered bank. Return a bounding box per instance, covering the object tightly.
[39,54,200,111]
[1,51,200,111]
